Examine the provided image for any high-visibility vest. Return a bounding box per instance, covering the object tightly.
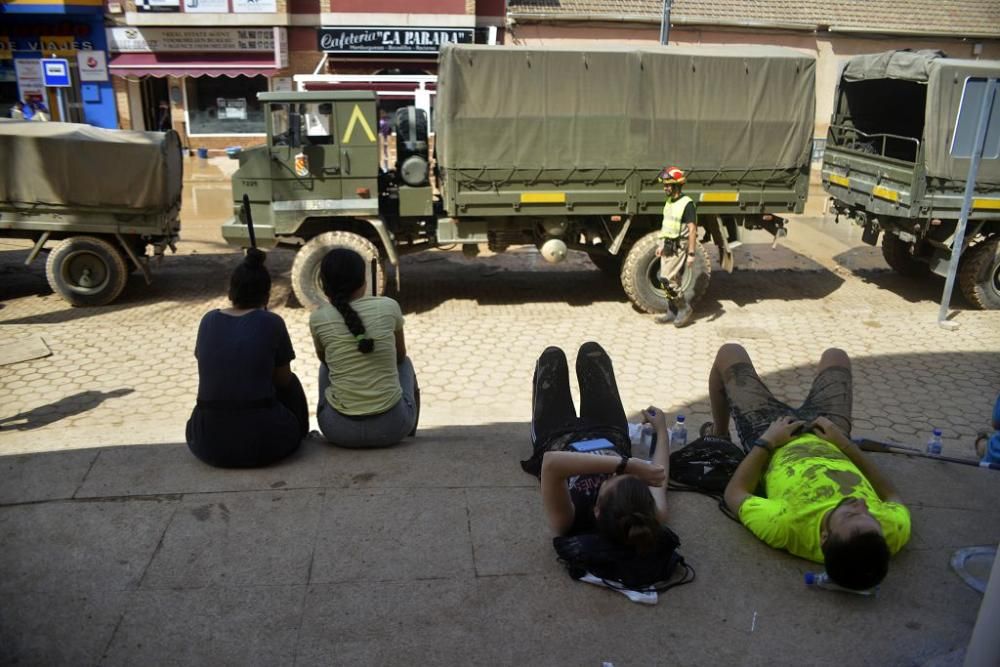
[660,195,693,239]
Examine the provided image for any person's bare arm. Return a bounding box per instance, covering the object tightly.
[642,407,671,523]
[686,221,698,262]
[811,417,903,504]
[724,416,805,516]
[394,328,406,365]
[541,450,665,535]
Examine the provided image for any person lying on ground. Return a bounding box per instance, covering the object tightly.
[186,248,308,467]
[706,343,910,591]
[310,248,418,448]
[522,342,670,546]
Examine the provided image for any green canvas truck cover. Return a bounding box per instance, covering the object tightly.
[840,50,1000,186]
[0,120,183,211]
[435,43,815,172]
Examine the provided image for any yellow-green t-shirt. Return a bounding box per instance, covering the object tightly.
[737,435,911,563]
[309,296,404,416]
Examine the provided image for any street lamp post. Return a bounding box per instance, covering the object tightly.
[660,0,673,45]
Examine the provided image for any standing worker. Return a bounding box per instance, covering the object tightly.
[654,166,697,327]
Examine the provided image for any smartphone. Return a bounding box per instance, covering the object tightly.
[569,438,616,453]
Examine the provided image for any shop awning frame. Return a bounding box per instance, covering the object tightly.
[109,53,280,78]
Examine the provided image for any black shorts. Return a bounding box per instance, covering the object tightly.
[722,362,853,450]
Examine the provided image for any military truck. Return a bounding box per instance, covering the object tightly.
[0,121,182,306]
[223,44,816,311]
[822,50,1000,309]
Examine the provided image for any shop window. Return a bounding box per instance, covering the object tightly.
[185,75,267,135]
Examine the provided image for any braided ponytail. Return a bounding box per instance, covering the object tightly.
[320,248,374,354]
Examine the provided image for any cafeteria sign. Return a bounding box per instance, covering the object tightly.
[318,27,473,54]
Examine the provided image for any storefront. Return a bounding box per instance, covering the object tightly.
[0,2,118,127]
[107,26,288,148]
[296,25,490,128]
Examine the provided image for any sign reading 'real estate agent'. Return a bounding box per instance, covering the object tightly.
[108,27,280,52]
[317,27,474,54]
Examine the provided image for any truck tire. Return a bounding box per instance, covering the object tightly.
[587,251,623,276]
[881,234,930,277]
[621,232,711,314]
[45,236,128,307]
[959,236,1000,310]
[291,231,385,309]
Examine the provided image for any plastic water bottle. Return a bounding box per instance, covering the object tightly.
[804,571,879,597]
[926,428,943,456]
[669,415,687,452]
[628,422,655,460]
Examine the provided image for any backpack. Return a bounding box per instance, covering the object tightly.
[668,435,746,521]
[553,525,694,593]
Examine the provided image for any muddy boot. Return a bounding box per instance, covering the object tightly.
[654,306,676,324]
[672,295,694,328]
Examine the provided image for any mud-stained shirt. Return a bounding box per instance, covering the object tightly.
[737,435,911,563]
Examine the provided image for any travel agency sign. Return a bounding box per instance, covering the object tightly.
[318,27,473,54]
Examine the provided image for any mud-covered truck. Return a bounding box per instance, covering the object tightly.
[822,50,1000,309]
[0,121,182,306]
[223,44,815,311]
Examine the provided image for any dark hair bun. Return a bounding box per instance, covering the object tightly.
[244,247,266,269]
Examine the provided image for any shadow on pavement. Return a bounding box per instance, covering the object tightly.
[1,353,999,665]
[0,388,135,432]
[830,247,973,309]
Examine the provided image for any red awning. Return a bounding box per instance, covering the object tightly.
[109,53,279,78]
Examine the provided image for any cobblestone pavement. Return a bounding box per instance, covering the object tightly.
[1,167,999,457]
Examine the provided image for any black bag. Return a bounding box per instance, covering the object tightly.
[668,435,746,520]
[553,525,694,593]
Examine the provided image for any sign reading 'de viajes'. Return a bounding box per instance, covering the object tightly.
[107,27,281,53]
[317,27,474,54]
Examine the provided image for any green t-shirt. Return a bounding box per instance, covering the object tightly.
[738,435,911,563]
[309,296,404,416]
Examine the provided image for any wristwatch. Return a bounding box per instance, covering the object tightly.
[751,438,774,454]
[615,453,630,475]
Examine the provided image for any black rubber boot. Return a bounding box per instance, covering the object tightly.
[672,295,694,328]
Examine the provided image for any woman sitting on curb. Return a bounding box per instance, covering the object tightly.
[186,248,308,467]
[310,248,419,447]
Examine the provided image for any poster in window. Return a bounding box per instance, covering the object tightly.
[233,0,276,13]
[217,97,248,121]
[14,59,45,103]
[136,0,181,12]
[184,0,229,12]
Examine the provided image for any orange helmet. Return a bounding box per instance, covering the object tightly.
[657,166,686,185]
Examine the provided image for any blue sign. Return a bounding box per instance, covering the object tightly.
[41,58,71,88]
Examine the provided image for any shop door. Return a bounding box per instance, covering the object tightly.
[269,101,342,203]
[140,77,169,131]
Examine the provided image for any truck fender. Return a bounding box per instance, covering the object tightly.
[362,217,400,291]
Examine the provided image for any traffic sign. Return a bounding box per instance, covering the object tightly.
[40,58,71,87]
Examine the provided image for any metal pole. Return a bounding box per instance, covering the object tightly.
[938,78,997,329]
[56,87,66,123]
[964,544,1000,667]
[660,0,672,45]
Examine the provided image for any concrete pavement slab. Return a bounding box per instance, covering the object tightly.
[0,497,177,594]
[100,585,305,667]
[139,489,324,590]
[0,591,129,666]
[0,448,98,504]
[310,487,474,584]
[465,486,550,576]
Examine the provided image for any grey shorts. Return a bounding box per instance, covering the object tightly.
[723,362,853,450]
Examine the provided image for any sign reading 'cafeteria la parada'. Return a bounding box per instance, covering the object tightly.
[318,27,473,54]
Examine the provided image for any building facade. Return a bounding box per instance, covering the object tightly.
[2,0,119,127]
[105,0,506,150]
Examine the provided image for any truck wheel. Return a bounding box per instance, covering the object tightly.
[959,236,1000,310]
[45,236,128,307]
[881,234,930,277]
[587,251,623,276]
[291,231,385,309]
[621,232,711,313]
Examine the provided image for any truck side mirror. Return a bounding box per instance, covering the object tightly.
[289,111,302,148]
